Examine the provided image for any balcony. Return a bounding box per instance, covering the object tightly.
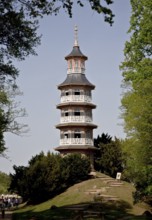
[60,116,92,123]
[67,67,85,74]
[61,95,91,103]
[60,138,93,146]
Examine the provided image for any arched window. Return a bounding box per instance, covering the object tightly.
[81,61,84,68]
[75,59,78,68]
[69,60,72,68]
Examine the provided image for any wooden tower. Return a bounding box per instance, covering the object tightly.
[55,27,97,168]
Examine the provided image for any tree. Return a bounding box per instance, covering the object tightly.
[120,0,152,203]
[0,171,10,194]
[9,152,91,204]
[26,153,62,203]
[61,153,91,186]
[0,87,28,155]
[9,152,62,203]
[0,91,9,154]
[94,133,124,177]
[9,165,29,201]
[94,133,112,148]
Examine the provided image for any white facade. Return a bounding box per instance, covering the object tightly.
[55,27,97,165]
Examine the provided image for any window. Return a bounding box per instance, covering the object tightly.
[74,89,80,95]
[81,61,84,68]
[69,60,72,68]
[74,109,80,116]
[75,59,78,68]
[63,109,69,116]
[74,130,81,138]
[86,90,91,96]
[65,91,69,96]
[64,132,69,138]
[61,110,64,116]
[86,130,91,138]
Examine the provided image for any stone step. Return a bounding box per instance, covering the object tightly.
[106,180,124,186]
[109,182,124,186]
[98,177,113,180]
[109,184,124,187]
[94,194,119,202]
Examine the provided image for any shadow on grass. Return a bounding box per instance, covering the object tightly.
[12,200,151,220]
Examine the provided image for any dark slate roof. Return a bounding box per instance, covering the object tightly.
[56,123,97,129]
[56,102,96,109]
[58,73,95,89]
[65,46,87,60]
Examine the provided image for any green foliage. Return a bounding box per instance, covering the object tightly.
[94,133,124,178]
[0,171,10,194]
[9,165,29,201]
[60,153,91,185]
[120,0,152,203]
[133,165,152,205]
[9,152,91,204]
[0,90,10,153]
[94,133,112,147]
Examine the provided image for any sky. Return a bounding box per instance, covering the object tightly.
[0,0,131,174]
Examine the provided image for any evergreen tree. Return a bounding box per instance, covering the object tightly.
[94,133,124,177]
[9,152,91,204]
[61,153,91,186]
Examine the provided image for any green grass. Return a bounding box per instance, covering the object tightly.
[12,173,151,220]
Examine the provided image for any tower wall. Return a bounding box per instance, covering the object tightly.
[55,28,97,170]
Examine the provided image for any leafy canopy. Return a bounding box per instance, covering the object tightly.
[120,0,152,203]
[9,152,91,204]
[94,133,124,178]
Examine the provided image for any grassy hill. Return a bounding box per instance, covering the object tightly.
[0,171,10,194]
[12,173,151,220]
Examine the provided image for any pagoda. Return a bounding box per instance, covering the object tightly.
[55,27,97,168]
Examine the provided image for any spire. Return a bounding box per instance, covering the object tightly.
[74,25,78,47]
[65,26,88,60]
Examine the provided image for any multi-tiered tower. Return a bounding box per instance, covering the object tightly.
[55,27,97,168]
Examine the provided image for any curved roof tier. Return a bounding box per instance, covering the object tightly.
[65,46,88,60]
[56,102,96,109]
[58,73,95,89]
[56,123,97,129]
[55,145,97,151]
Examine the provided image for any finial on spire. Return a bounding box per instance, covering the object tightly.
[74,25,78,46]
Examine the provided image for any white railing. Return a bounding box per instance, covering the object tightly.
[60,138,93,146]
[67,67,85,74]
[61,95,91,103]
[60,116,92,123]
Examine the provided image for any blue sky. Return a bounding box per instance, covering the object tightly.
[1,1,131,174]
